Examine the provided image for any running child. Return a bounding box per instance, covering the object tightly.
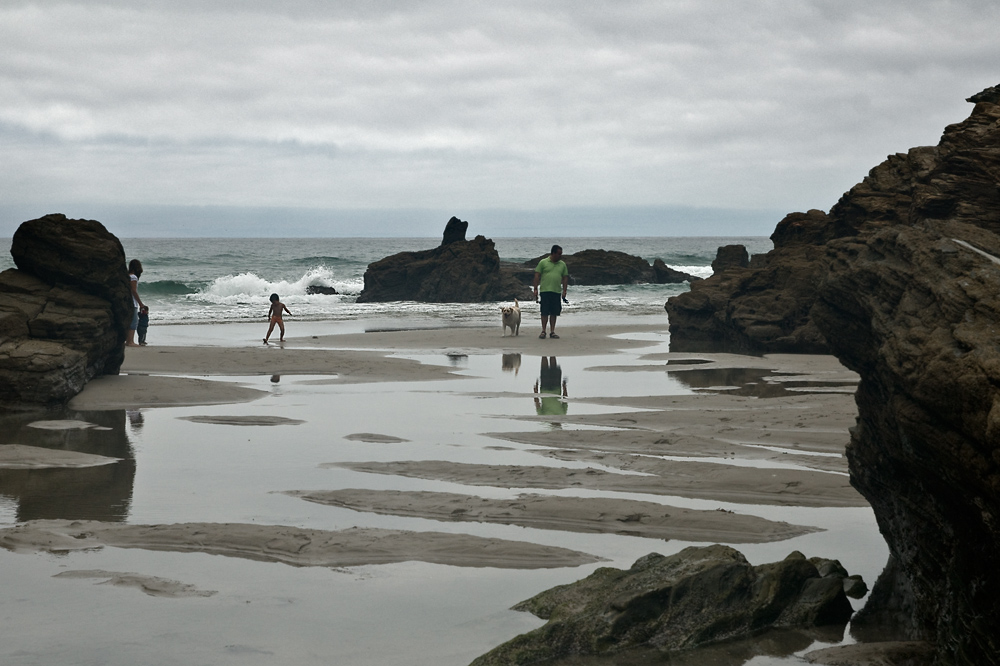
[264,293,291,344]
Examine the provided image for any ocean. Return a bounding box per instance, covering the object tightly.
[2,236,772,326]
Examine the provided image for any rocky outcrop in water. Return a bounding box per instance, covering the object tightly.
[0,215,132,406]
[356,218,531,303]
[517,249,700,286]
[471,545,860,665]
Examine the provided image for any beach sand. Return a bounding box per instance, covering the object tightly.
[0,320,883,666]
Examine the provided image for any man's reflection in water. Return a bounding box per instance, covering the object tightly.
[534,356,568,425]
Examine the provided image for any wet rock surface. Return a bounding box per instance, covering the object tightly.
[0,214,131,405]
[470,545,858,665]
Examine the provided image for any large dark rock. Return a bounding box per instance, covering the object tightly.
[821,93,1000,666]
[356,218,530,303]
[812,219,1000,663]
[665,210,835,353]
[1,214,131,405]
[524,249,699,286]
[441,216,469,245]
[666,86,1000,665]
[471,545,857,665]
[667,85,1000,355]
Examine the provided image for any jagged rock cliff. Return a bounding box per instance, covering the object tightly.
[666,87,1000,353]
[666,85,1000,665]
[811,87,1000,665]
[1,214,132,405]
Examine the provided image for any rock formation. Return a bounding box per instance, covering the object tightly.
[471,545,860,665]
[0,214,131,405]
[356,217,530,303]
[712,244,750,273]
[520,249,700,286]
[813,228,1000,660]
[666,85,1000,665]
[667,85,1000,357]
[665,209,835,353]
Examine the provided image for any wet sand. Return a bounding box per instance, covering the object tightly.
[0,320,882,666]
[0,519,602,569]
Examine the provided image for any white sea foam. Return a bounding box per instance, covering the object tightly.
[674,265,714,279]
[191,267,359,305]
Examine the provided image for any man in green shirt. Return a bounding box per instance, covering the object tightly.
[532,244,569,339]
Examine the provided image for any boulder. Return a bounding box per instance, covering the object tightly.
[470,545,857,665]
[356,218,530,303]
[305,285,338,295]
[1,214,131,406]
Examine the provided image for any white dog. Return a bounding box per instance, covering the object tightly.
[501,299,521,337]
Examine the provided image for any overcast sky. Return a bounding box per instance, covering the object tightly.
[1,0,997,237]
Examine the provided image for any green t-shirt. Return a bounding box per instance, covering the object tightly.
[535,257,569,293]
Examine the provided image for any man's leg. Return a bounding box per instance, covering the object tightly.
[540,315,549,338]
[549,316,558,336]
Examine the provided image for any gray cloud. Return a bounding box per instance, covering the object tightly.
[1,0,997,235]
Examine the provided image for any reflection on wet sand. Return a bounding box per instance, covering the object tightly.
[534,356,568,422]
[528,626,845,666]
[501,353,522,376]
[669,366,857,397]
[0,409,136,522]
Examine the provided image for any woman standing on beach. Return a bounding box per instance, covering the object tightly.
[126,259,146,347]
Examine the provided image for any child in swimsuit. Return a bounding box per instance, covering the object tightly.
[264,293,291,344]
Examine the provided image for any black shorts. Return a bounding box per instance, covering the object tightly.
[539,291,562,317]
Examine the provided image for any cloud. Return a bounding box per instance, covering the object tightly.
[1,0,997,234]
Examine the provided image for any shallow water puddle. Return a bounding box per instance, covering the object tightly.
[0,349,886,666]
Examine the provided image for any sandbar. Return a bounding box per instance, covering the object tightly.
[0,520,603,569]
[286,489,819,543]
[329,459,864,507]
[0,444,121,469]
[53,569,217,598]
